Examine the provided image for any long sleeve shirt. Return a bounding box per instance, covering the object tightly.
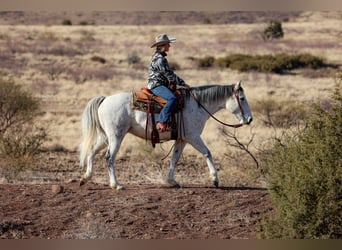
[147,50,185,89]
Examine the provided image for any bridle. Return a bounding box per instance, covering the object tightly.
[188,89,244,128]
[234,90,246,122]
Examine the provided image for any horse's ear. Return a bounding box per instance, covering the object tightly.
[234,80,242,91]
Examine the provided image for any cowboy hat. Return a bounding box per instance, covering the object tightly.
[150,33,176,48]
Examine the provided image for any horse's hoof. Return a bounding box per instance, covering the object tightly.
[79,179,86,186]
[111,185,124,190]
[167,179,181,188]
[213,180,219,188]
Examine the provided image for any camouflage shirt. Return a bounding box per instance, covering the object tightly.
[147,50,185,89]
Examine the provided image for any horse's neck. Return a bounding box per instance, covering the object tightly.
[202,99,226,114]
[189,85,233,114]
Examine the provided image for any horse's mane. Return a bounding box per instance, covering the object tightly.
[185,84,235,104]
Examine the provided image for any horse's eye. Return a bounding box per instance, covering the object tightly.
[240,97,245,101]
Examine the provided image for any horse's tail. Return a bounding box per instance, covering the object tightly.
[79,96,106,168]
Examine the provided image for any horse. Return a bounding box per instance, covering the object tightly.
[79,80,253,190]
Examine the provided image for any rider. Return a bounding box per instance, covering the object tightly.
[147,33,190,132]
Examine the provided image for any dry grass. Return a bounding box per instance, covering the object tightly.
[0,11,341,185]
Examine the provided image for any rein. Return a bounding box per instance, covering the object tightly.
[188,89,243,128]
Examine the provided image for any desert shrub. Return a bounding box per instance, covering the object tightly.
[78,20,95,26]
[216,53,326,74]
[203,17,212,24]
[297,54,324,69]
[0,78,40,135]
[91,55,106,64]
[0,78,47,180]
[262,20,284,40]
[62,19,72,25]
[0,126,47,180]
[336,71,342,82]
[127,51,141,65]
[198,55,215,68]
[79,21,89,25]
[261,84,342,238]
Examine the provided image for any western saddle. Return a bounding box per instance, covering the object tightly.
[132,87,184,147]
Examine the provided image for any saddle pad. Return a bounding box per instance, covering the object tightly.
[140,87,167,105]
[132,87,185,113]
[132,88,165,113]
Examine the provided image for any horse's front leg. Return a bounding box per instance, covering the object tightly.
[189,137,219,188]
[167,141,187,188]
[203,150,219,188]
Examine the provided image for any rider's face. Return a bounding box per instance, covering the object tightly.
[163,43,171,52]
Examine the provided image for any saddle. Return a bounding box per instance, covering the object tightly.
[132,87,185,147]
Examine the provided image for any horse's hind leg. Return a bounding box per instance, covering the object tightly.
[106,135,125,190]
[80,135,105,186]
[167,141,187,188]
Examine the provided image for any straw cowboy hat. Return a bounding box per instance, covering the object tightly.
[150,33,176,48]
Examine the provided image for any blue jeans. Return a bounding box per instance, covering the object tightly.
[150,85,176,123]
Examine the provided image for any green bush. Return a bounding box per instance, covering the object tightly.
[261,84,342,238]
[215,53,325,73]
[0,78,47,180]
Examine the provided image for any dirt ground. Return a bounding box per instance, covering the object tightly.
[0,152,272,239]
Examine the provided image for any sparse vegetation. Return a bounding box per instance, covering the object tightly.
[0,78,47,181]
[260,85,342,238]
[0,11,340,239]
[212,53,326,74]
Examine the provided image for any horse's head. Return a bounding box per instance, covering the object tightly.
[226,81,253,125]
